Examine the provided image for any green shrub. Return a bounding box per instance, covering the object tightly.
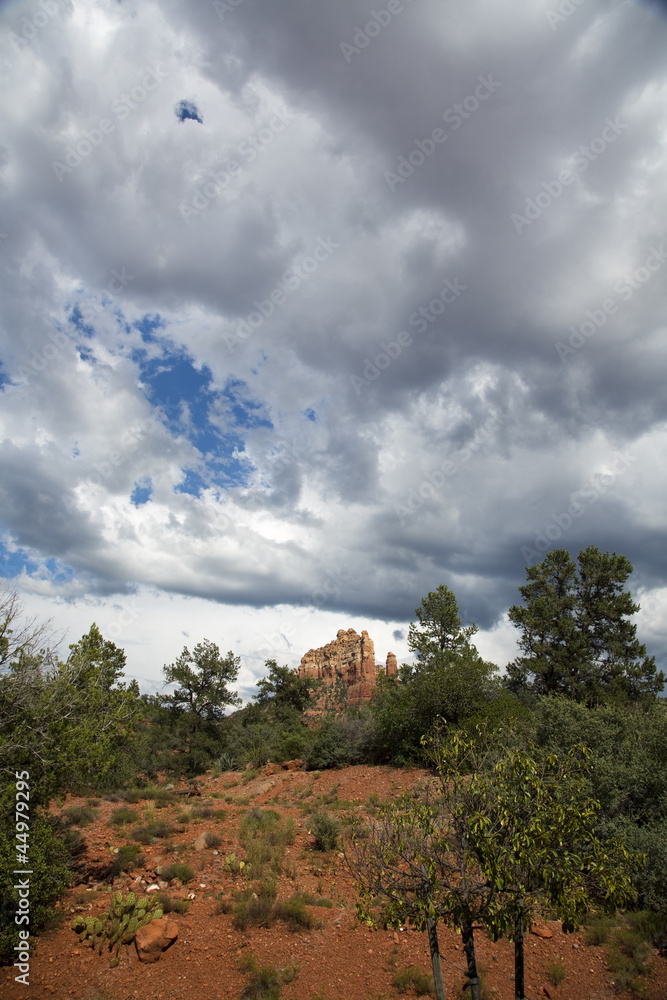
[547,961,567,987]
[108,806,136,827]
[63,804,98,827]
[239,953,283,1000]
[161,862,194,883]
[606,924,652,992]
[309,811,339,851]
[242,770,259,785]
[0,805,74,965]
[392,965,434,995]
[585,913,615,945]
[294,891,333,908]
[155,892,190,915]
[205,831,222,848]
[131,820,173,843]
[108,844,145,878]
[273,895,318,932]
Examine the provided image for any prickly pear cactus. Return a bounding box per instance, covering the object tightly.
[70,890,165,967]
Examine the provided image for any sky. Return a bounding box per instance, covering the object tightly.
[1,0,666,702]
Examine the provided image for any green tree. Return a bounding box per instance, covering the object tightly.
[370,647,502,764]
[348,764,496,1000]
[407,584,479,666]
[506,547,663,705]
[447,734,637,1000]
[253,659,316,718]
[162,640,241,720]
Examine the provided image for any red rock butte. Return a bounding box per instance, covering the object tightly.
[298,627,397,705]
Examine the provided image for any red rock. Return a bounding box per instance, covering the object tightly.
[386,652,398,677]
[299,628,397,706]
[531,922,554,939]
[135,918,178,963]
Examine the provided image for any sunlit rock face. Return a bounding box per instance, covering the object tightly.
[299,628,396,704]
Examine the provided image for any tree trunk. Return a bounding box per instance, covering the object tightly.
[426,914,446,1000]
[420,866,446,1000]
[461,919,481,1000]
[514,909,525,1000]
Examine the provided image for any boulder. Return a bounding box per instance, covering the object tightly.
[531,922,554,939]
[194,832,208,851]
[135,918,178,963]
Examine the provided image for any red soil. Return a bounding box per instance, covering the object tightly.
[4,764,666,1000]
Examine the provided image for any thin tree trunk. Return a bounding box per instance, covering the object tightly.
[514,909,525,1000]
[420,866,446,1000]
[426,914,446,1000]
[461,919,481,1000]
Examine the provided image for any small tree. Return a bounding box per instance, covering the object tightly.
[347,735,502,1000]
[162,640,241,721]
[441,735,638,1000]
[407,584,479,667]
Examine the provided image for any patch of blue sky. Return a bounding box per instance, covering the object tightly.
[0,541,38,578]
[43,557,74,583]
[133,313,167,344]
[304,408,317,422]
[133,341,273,490]
[130,480,153,506]
[0,362,9,391]
[175,468,208,497]
[68,304,95,338]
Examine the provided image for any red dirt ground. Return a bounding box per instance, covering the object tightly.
[4,764,666,1000]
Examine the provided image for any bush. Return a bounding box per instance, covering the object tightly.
[306,715,372,770]
[239,954,283,1000]
[108,805,137,827]
[0,803,74,965]
[131,820,173,843]
[62,804,98,827]
[585,913,615,945]
[309,811,339,851]
[155,892,190,915]
[161,862,194,883]
[205,831,222,848]
[606,924,652,992]
[108,844,145,878]
[392,965,434,995]
[273,895,318,932]
[547,961,567,987]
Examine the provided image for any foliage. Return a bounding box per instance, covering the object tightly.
[306,713,372,770]
[506,547,663,705]
[253,659,316,717]
[309,810,340,851]
[0,794,74,964]
[162,639,241,720]
[546,961,567,987]
[407,584,479,666]
[71,889,164,968]
[161,862,194,883]
[533,695,667,909]
[369,648,503,765]
[62,804,98,827]
[107,844,145,879]
[392,964,434,994]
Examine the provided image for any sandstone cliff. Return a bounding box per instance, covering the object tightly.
[299,628,397,705]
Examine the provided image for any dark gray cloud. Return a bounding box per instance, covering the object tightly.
[0,0,666,680]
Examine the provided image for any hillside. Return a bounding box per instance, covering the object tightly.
[5,765,666,1000]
